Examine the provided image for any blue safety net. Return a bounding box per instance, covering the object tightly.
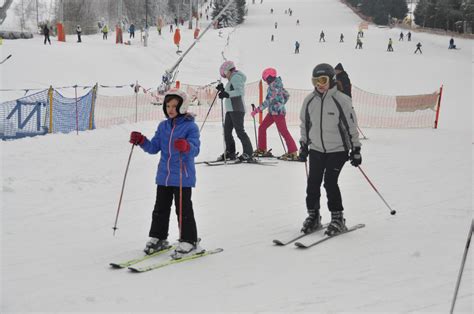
[0,88,95,140]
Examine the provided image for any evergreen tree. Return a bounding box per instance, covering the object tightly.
[212,0,238,28]
[235,0,247,24]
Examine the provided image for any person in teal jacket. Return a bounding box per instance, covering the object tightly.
[129,88,203,258]
[216,60,254,162]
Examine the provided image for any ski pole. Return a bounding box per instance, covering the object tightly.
[0,54,12,65]
[278,131,287,154]
[450,219,473,314]
[251,104,259,152]
[178,153,183,240]
[357,166,396,215]
[199,91,219,133]
[112,144,135,235]
[357,126,368,140]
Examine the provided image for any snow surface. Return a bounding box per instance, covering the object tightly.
[1,0,473,312]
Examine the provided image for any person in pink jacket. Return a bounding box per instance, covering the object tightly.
[251,68,298,160]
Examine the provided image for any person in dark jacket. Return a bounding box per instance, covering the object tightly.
[43,24,51,45]
[334,63,352,98]
[414,42,422,54]
[129,23,135,38]
[129,88,203,258]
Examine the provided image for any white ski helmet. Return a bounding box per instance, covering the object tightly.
[163,88,189,117]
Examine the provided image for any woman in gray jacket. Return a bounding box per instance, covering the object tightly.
[299,63,362,236]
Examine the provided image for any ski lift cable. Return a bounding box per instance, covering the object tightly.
[161,0,236,89]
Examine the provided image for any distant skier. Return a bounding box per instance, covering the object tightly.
[407,31,412,41]
[102,24,109,40]
[387,38,393,51]
[295,41,300,54]
[334,63,352,98]
[251,67,298,160]
[129,23,135,38]
[299,63,361,236]
[275,22,278,29]
[216,61,255,162]
[319,30,325,42]
[340,33,344,42]
[399,31,404,41]
[76,25,82,43]
[355,37,363,49]
[270,8,273,14]
[449,37,456,49]
[43,24,51,45]
[414,42,422,54]
[170,24,173,32]
[271,34,274,42]
[296,19,300,26]
[129,88,203,257]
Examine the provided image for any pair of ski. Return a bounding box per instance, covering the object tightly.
[110,247,224,273]
[204,159,278,166]
[273,223,365,248]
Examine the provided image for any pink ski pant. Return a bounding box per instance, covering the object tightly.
[258,113,297,153]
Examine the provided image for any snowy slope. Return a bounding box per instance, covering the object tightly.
[1,0,472,312]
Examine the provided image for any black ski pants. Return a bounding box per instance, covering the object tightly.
[224,111,253,156]
[306,150,348,212]
[149,185,198,243]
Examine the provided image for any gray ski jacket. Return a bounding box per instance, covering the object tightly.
[300,86,361,153]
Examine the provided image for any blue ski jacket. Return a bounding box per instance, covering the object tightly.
[140,114,200,187]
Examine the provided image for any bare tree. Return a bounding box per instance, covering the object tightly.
[0,0,15,25]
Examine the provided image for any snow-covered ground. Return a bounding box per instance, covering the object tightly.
[1,0,472,312]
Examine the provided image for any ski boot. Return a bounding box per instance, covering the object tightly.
[216,151,237,162]
[253,148,274,158]
[238,153,257,163]
[279,152,299,161]
[144,238,170,255]
[325,211,348,236]
[301,209,322,234]
[171,238,205,259]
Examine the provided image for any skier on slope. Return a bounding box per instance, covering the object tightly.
[129,89,203,257]
[387,38,394,52]
[319,30,325,42]
[76,25,82,42]
[334,63,352,98]
[299,63,361,236]
[414,42,422,54]
[215,61,255,162]
[251,68,298,160]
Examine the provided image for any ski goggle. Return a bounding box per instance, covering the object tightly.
[312,75,330,87]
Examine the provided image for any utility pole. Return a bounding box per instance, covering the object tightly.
[36,0,39,27]
[188,0,193,29]
[145,0,148,28]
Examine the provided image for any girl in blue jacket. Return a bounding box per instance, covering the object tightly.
[129,89,202,257]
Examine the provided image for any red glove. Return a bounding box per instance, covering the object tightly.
[129,131,145,145]
[174,138,190,153]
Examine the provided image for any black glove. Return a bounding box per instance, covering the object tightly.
[299,141,309,162]
[216,83,225,92]
[349,147,362,167]
[218,91,230,99]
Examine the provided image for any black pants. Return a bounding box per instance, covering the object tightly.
[44,35,50,44]
[149,185,197,243]
[306,150,348,212]
[224,111,253,156]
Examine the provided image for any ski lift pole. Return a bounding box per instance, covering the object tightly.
[164,0,236,81]
[450,219,474,314]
